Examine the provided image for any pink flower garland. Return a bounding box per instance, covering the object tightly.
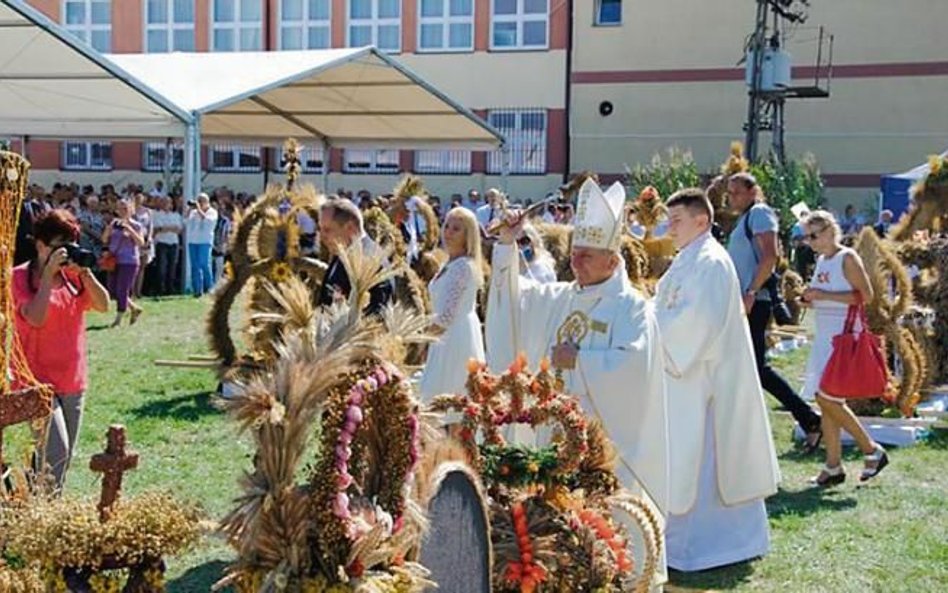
[331,366,421,538]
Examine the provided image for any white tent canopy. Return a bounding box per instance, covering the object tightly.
[107,49,502,151]
[0,0,191,138]
[0,0,503,151]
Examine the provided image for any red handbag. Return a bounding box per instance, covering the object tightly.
[819,302,889,399]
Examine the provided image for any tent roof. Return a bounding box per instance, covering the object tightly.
[0,0,191,138]
[885,149,948,181]
[108,48,503,150]
[0,0,502,150]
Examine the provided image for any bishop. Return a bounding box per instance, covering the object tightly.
[485,178,669,587]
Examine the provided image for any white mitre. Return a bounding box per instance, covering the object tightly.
[573,178,626,251]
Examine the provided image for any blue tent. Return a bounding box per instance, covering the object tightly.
[880,150,947,217]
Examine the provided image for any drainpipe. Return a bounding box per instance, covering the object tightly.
[562,0,574,184]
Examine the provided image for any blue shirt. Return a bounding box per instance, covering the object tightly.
[726,203,778,300]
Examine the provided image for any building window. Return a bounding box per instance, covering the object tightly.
[414,150,471,174]
[344,149,399,173]
[487,109,547,174]
[211,0,263,51]
[273,145,325,173]
[63,0,111,52]
[210,144,262,171]
[418,0,473,52]
[145,0,196,52]
[279,0,331,49]
[490,0,547,50]
[63,142,112,170]
[143,142,185,171]
[348,0,401,53]
[594,0,621,26]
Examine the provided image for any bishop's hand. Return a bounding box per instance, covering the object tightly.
[551,342,579,371]
[495,210,525,245]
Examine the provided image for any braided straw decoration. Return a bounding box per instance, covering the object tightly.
[0,151,53,429]
[611,495,663,593]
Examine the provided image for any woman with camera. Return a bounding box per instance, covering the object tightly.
[101,199,145,327]
[13,209,110,492]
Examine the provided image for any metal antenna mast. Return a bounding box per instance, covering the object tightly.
[743,0,832,164]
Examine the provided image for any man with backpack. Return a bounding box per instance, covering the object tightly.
[726,173,822,452]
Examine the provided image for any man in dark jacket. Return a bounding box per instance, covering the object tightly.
[317,198,394,315]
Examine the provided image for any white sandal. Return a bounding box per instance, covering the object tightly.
[860,446,889,482]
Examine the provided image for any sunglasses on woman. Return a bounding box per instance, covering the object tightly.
[804,226,828,241]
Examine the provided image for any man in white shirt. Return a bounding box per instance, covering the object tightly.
[152,196,183,295]
[475,188,505,230]
[655,188,779,572]
[149,179,167,199]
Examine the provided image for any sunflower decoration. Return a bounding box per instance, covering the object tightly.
[269,261,294,284]
[428,356,661,593]
[207,138,328,369]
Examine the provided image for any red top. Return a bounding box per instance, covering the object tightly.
[12,263,92,394]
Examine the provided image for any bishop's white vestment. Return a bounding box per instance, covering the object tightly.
[654,231,780,572]
[486,243,670,589]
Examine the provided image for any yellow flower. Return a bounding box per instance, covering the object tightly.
[270,261,294,283]
[224,261,234,280]
[928,154,943,175]
[527,461,540,473]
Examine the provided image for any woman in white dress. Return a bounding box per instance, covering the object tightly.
[517,223,557,283]
[418,207,485,401]
[799,210,889,487]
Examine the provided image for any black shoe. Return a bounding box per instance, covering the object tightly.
[802,429,823,454]
[860,447,889,482]
[810,465,845,488]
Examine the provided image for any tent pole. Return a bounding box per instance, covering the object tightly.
[500,144,510,196]
[322,139,331,194]
[181,118,202,294]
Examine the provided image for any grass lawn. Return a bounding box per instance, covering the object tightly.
[4,297,947,592]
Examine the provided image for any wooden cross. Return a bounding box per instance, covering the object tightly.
[89,425,139,522]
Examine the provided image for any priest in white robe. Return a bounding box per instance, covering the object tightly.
[655,188,780,572]
[486,179,670,587]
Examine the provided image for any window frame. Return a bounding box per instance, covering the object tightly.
[594,0,622,27]
[416,0,475,54]
[413,149,472,175]
[142,141,186,172]
[62,0,112,52]
[346,0,402,54]
[486,109,547,175]
[210,0,264,51]
[144,0,196,53]
[343,148,400,174]
[209,143,263,172]
[62,141,113,171]
[489,0,549,51]
[277,0,332,50]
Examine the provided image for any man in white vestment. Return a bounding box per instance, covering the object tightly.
[655,188,780,572]
[486,178,670,588]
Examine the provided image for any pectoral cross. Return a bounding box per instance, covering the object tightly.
[89,425,139,522]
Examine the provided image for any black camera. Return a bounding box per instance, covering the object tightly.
[64,243,97,268]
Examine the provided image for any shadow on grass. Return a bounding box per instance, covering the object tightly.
[766,486,857,519]
[87,324,114,332]
[668,558,756,590]
[129,391,219,421]
[167,560,228,593]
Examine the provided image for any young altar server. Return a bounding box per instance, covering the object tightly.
[486,178,670,588]
[655,188,780,571]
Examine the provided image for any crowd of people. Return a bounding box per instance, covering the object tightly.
[12,171,895,582]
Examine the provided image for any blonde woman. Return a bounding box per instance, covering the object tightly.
[418,208,485,400]
[799,210,889,487]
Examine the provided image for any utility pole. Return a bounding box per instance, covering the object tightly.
[743,0,832,164]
